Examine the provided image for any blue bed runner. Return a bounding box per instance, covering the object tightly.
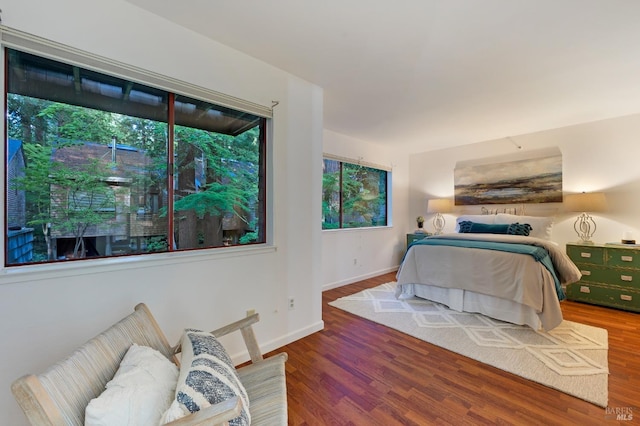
[409,238,566,300]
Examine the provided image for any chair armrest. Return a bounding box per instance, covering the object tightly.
[172,313,263,363]
[164,396,242,426]
[210,313,262,363]
[209,312,259,337]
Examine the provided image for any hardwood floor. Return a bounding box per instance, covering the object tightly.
[276,272,640,425]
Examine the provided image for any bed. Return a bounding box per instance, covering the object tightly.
[395,214,582,331]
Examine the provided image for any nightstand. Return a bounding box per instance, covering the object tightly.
[406,232,431,252]
[566,242,640,312]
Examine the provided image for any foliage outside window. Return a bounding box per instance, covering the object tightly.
[322,158,388,229]
[5,48,267,266]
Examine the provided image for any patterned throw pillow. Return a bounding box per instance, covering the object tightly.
[507,222,532,236]
[495,214,553,240]
[161,329,250,426]
[457,220,475,233]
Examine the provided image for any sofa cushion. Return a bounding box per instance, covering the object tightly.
[85,344,178,426]
[161,329,251,426]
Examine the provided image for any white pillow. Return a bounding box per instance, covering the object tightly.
[85,344,179,426]
[494,213,554,240]
[455,214,496,232]
[161,329,251,425]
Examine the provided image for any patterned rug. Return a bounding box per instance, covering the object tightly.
[329,282,609,407]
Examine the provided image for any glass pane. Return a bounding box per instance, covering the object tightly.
[341,163,387,228]
[6,48,169,265]
[322,159,341,229]
[6,49,169,123]
[173,95,265,250]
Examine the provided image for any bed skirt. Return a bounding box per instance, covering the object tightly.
[396,283,546,330]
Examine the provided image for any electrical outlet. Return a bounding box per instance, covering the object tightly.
[288,297,295,310]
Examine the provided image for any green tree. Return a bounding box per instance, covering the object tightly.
[172,125,261,247]
[322,160,340,229]
[7,94,51,143]
[342,163,386,227]
[12,143,55,260]
[13,143,118,259]
[38,103,120,143]
[8,92,262,262]
[49,159,118,258]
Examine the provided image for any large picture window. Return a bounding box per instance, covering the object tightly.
[322,158,388,229]
[5,48,267,266]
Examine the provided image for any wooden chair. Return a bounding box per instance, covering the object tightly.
[11,303,288,425]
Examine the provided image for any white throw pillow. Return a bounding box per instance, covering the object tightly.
[85,344,179,426]
[494,213,554,240]
[161,329,251,426]
[455,214,496,232]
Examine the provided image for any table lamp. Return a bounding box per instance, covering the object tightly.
[427,198,452,235]
[564,192,606,243]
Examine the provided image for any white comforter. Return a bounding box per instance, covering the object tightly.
[395,233,582,330]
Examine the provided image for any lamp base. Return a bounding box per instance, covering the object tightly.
[574,213,597,245]
[432,213,445,235]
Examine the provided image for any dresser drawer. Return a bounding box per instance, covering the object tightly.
[605,269,640,289]
[606,248,640,269]
[576,265,640,289]
[567,245,605,265]
[574,265,609,284]
[566,282,640,312]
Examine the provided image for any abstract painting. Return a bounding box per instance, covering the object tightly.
[454,150,562,205]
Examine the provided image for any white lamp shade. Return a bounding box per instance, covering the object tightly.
[427,198,452,214]
[565,192,607,213]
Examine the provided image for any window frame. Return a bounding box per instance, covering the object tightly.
[2,26,274,270]
[322,155,390,230]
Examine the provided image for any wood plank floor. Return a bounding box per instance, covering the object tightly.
[276,272,640,425]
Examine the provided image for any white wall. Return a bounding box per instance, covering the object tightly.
[409,113,640,247]
[0,1,323,424]
[322,129,410,290]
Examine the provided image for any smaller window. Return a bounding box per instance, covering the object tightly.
[322,158,388,229]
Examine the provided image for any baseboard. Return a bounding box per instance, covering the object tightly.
[322,266,399,292]
[230,320,325,363]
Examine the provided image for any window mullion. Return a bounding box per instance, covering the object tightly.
[167,92,175,251]
[339,162,344,228]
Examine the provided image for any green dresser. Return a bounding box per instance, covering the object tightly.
[566,243,640,312]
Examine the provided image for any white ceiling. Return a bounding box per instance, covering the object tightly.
[126,0,640,153]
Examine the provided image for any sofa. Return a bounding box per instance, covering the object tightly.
[11,303,288,425]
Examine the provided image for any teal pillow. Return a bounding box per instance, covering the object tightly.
[458,221,531,236]
[458,221,509,234]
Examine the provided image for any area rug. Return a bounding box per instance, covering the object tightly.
[329,282,609,407]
